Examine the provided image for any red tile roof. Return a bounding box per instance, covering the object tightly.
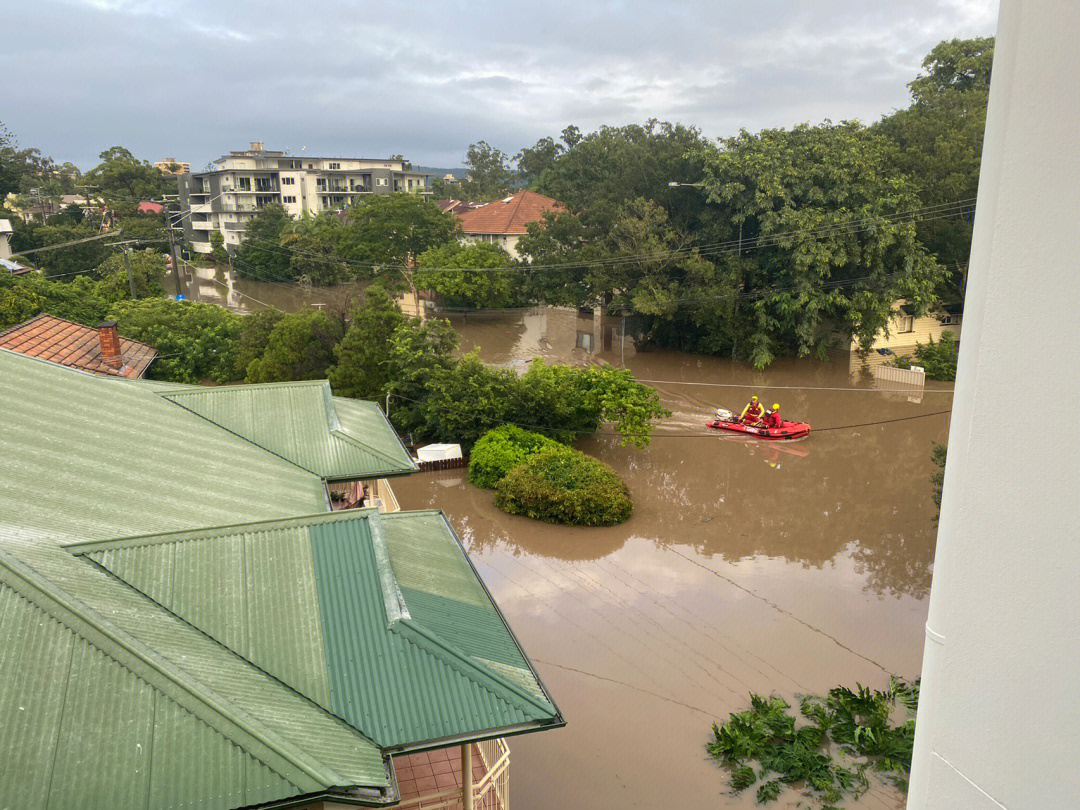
[451,191,562,235]
[0,314,157,378]
[137,201,164,215]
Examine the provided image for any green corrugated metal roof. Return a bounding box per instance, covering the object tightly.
[158,381,416,481]
[70,510,562,750]
[0,534,391,809]
[0,349,328,542]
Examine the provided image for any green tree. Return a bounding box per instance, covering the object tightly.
[283,232,350,286]
[414,242,516,308]
[32,224,111,280]
[516,136,563,186]
[419,353,517,445]
[0,272,108,329]
[532,120,714,236]
[209,230,227,264]
[86,146,170,212]
[697,122,943,367]
[457,141,513,200]
[327,283,406,399]
[233,203,292,280]
[383,316,460,437]
[108,298,242,384]
[244,309,343,383]
[234,307,285,376]
[338,194,458,274]
[94,249,167,302]
[875,37,994,293]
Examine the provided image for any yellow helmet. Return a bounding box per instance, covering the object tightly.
[772,403,780,410]
[751,396,758,402]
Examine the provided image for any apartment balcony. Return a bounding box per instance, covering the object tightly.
[395,739,510,810]
[190,220,215,231]
[188,202,215,215]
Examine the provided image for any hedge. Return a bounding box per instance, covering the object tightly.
[467,425,562,489]
[495,446,633,526]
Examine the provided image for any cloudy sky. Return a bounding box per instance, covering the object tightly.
[2,0,997,170]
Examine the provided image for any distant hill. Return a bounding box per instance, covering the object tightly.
[414,166,468,179]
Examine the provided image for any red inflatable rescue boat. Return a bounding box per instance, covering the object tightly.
[706,409,811,440]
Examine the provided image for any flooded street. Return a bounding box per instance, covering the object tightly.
[393,307,951,810]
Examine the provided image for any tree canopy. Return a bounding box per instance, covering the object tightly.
[414,242,516,308]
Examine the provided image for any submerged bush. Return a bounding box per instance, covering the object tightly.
[890,331,959,381]
[707,678,920,806]
[494,446,632,526]
[468,425,562,489]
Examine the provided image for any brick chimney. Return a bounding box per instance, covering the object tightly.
[97,321,122,369]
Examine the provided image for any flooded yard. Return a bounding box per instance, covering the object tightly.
[392,307,950,810]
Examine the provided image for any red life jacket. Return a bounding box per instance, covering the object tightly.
[763,411,782,428]
[743,401,764,421]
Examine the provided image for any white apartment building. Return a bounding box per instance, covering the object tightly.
[179,142,434,253]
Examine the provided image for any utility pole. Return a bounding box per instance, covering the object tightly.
[122,247,138,299]
[164,201,183,298]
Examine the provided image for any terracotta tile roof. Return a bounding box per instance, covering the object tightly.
[137,200,164,215]
[452,191,562,235]
[0,313,157,377]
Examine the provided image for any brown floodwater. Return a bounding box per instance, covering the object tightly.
[391,306,951,810]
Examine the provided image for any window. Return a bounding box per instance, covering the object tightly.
[316,178,328,191]
[408,179,413,190]
[941,314,961,326]
[236,177,251,191]
[328,162,341,170]
[897,315,915,333]
[376,177,388,187]
[283,195,297,204]
[282,176,295,185]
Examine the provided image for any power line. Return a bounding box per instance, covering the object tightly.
[632,378,955,393]
[233,197,976,274]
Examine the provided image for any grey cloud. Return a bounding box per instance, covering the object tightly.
[1,0,997,169]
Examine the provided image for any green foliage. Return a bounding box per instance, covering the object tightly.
[233,203,292,281]
[930,443,947,519]
[338,194,458,270]
[414,242,518,308]
[468,426,563,489]
[94,249,167,302]
[456,141,514,201]
[328,283,408,399]
[0,272,109,329]
[117,213,168,247]
[528,120,713,236]
[208,230,227,263]
[244,309,343,383]
[494,445,633,524]
[890,331,958,380]
[495,446,632,526]
[234,307,285,377]
[32,224,110,279]
[107,298,242,384]
[875,37,993,288]
[86,146,171,213]
[698,122,943,367]
[708,679,920,806]
[284,232,350,286]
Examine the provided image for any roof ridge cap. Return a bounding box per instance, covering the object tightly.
[0,544,349,789]
[63,508,377,553]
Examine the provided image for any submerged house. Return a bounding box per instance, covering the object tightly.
[849,299,962,373]
[0,348,563,809]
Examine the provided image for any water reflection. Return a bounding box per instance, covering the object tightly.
[390,306,943,810]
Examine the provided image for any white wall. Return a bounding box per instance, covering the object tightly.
[907,2,1080,808]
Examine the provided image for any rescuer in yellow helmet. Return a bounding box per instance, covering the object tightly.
[739,395,764,425]
[762,403,783,429]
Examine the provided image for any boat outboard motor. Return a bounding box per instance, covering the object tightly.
[714,408,734,422]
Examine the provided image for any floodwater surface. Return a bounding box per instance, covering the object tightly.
[392,307,950,810]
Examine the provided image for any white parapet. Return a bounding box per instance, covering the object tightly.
[907,2,1080,808]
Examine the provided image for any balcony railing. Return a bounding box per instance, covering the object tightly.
[396,739,510,810]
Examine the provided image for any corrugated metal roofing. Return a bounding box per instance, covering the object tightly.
[72,510,561,750]
[0,535,390,809]
[159,381,416,480]
[0,349,328,542]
